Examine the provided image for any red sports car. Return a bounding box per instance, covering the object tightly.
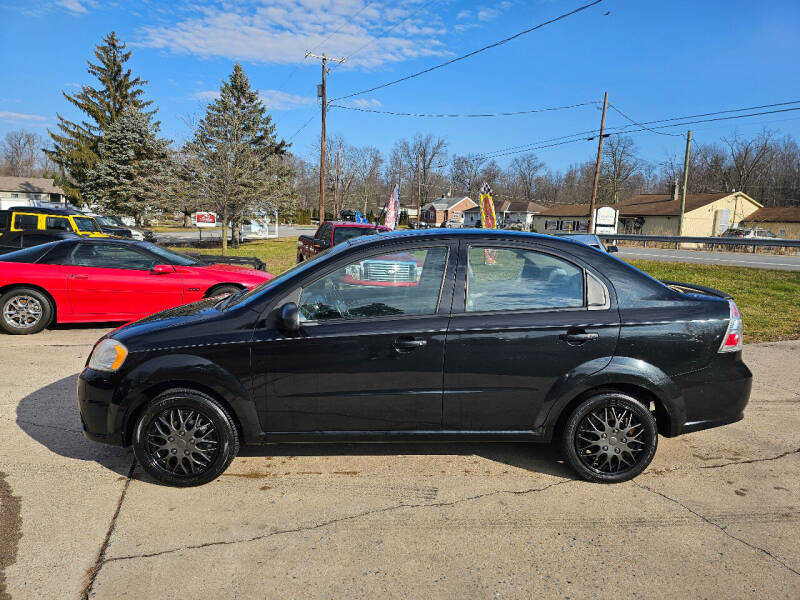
[0,239,274,334]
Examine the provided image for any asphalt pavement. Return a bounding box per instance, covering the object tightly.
[155,225,315,245]
[1,328,798,599]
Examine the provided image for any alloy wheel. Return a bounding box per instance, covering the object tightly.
[146,408,220,476]
[575,405,649,475]
[3,295,43,329]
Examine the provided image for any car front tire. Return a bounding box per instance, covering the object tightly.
[0,287,54,335]
[561,391,658,483]
[132,389,239,487]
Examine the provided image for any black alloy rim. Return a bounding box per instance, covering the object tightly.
[146,408,220,476]
[575,405,649,474]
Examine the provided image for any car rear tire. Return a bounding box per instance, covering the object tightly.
[0,287,53,335]
[561,391,657,483]
[132,389,239,487]
[206,284,242,298]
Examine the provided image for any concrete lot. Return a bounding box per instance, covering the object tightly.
[0,329,798,599]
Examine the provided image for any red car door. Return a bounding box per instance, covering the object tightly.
[66,242,185,317]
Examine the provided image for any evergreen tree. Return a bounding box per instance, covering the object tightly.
[46,32,154,202]
[187,63,288,253]
[83,105,169,225]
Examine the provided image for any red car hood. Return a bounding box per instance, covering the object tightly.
[179,263,274,286]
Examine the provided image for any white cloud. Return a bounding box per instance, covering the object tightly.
[259,90,315,110]
[55,0,96,14]
[136,1,451,69]
[477,8,500,22]
[192,89,314,110]
[0,111,48,122]
[351,98,382,108]
[456,10,472,20]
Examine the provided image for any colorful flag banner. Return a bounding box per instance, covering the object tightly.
[479,182,497,264]
[384,184,400,230]
[479,182,496,230]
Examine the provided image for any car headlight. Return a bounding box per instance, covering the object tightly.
[88,339,129,372]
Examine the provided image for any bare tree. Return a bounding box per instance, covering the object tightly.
[601,136,643,203]
[450,154,486,197]
[722,131,776,195]
[1,130,41,176]
[509,153,545,202]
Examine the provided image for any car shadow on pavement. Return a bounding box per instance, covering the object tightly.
[238,441,576,480]
[16,374,133,477]
[17,374,575,481]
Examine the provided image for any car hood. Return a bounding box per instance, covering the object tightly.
[109,297,226,345]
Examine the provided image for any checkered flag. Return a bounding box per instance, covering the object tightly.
[480,182,492,196]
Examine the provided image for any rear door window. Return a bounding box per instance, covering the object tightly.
[333,226,379,245]
[466,246,585,312]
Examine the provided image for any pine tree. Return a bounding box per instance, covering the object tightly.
[187,63,288,253]
[46,32,154,203]
[83,106,169,225]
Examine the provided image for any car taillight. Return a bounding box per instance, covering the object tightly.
[718,299,743,353]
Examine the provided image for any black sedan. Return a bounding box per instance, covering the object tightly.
[78,230,751,486]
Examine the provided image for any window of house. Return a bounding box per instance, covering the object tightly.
[466,246,584,312]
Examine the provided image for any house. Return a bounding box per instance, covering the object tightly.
[421,195,476,226]
[464,200,546,229]
[530,190,762,237]
[740,206,800,239]
[0,176,67,210]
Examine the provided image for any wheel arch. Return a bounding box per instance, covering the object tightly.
[117,354,261,446]
[0,283,58,322]
[540,357,686,442]
[203,283,246,298]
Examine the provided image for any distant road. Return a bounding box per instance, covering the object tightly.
[617,246,800,271]
[156,225,315,244]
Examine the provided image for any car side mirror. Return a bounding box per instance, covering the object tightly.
[280,302,300,333]
[151,264,174,274]
[606,245,618,253]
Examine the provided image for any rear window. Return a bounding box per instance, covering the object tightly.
[333,226,380,245]
[0,243,55,263]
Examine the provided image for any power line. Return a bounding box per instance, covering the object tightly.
[288,113,317,140]
[608,103,683,137]
[328,100,599,118]
[330,0,604,101]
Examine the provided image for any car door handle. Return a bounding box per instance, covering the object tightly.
[393,338,427,350]
[72,274,89,279]
[559,331,599,344]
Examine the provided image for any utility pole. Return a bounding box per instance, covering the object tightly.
[678,130,692,237]
[417,152,422,228]
[334,149,341,217]
[305,51,345,223]
[588,91,609,234]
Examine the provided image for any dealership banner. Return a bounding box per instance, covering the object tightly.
[479,182,496,229]
[479,182,497,264]
[384,184,400,230]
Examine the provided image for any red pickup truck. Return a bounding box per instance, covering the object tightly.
[297,221,389,262]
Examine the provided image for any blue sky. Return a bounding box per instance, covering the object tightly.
[2,0,800,171]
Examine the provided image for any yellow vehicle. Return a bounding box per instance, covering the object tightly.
[0,206,109,238]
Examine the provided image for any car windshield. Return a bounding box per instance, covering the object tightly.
[138,242,201,266]
[93,216,116,226]
[73,216,101,232]
[333,226,380,245]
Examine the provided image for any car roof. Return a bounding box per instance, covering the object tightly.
[8,206,85,216]
[322,220,386,228]
[345,228,592,250]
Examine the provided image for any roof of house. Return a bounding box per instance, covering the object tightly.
[423,196,475,211]
[535,192,759,218]
[0,176,64,195]
[504,200,546,213]
[741,206,800,223]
